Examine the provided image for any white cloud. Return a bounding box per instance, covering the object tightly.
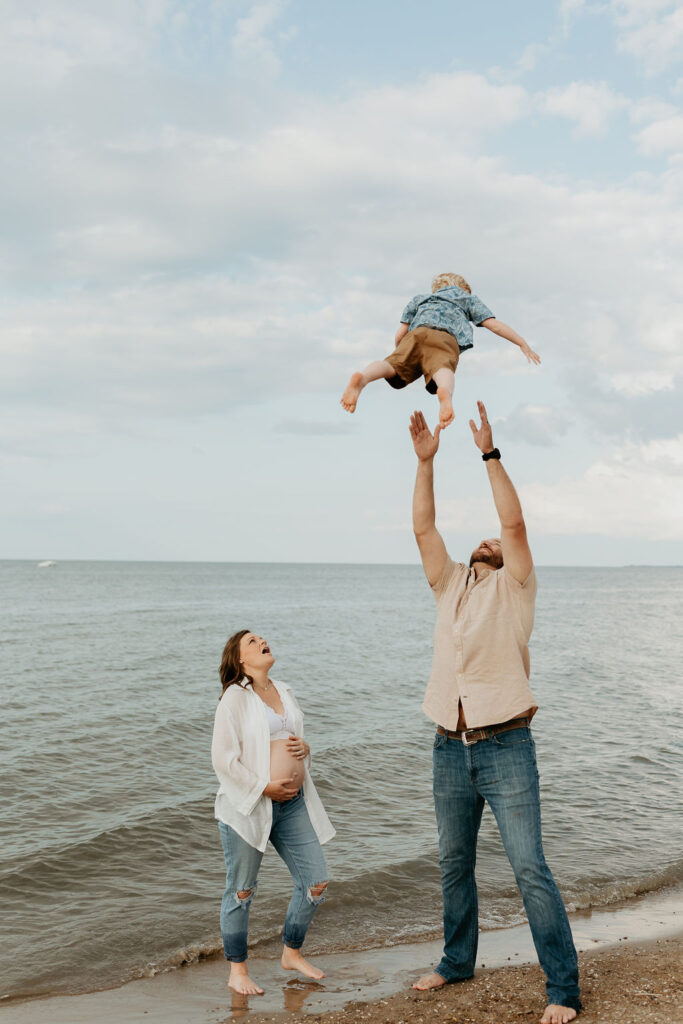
[611,370,675,395]
[540,81,629,136]
[612,1,683,74]
[496,405,572,446]
[1,6,681,470]
[522,435,683,538]
[635,113,683,154]
[232,0,287,76]
[562,1,683,75]
[436,435,683,540]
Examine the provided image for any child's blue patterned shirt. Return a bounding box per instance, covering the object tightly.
[400,286,494,352]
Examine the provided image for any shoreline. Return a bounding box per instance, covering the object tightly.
[3,883,681,1022]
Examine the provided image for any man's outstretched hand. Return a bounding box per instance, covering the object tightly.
[410,411,441,461]
[469,400,494,454]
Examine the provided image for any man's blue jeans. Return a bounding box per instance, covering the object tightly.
[432,726,581,1011]
[218,791,328,962]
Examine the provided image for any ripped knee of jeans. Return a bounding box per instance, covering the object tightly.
[234,882,257,907]
[306,881,328,906]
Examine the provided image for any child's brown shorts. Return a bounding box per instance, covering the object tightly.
[384,325,460,394]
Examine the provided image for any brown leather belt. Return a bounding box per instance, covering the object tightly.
[437,717,530,747]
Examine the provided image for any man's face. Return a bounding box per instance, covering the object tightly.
[469,537,503,569]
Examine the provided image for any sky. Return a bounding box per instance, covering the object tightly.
[2,0,682,565]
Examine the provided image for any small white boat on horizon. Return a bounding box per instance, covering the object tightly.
[37,560,57,568]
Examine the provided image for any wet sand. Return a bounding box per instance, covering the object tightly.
[3,886,681,1023]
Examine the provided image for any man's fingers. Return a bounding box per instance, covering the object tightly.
[469,419,477,435]
[434,424,442,442]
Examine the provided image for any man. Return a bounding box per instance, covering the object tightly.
[409,401,581,1024]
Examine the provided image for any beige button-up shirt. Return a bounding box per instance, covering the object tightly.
[422,556,538,731]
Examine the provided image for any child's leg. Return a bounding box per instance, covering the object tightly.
[432,367,455,429]
[340,360,395,413]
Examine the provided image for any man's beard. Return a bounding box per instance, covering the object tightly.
[470,549,503,569]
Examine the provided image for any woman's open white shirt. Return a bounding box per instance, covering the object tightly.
[211,679,335,853]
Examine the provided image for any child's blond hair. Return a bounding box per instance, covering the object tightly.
[432,272,471,294]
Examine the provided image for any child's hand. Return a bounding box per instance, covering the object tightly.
[520,343,541,365]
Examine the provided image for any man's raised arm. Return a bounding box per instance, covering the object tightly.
[468,400,533,585]
[409,411,448,587]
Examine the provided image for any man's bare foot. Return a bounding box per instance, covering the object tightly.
[541,1004,578,1024]
[228,963,264,995]
[340,372,364,413]
[281,946,326,980]
[412,971,448,991]
[436,387,454,428]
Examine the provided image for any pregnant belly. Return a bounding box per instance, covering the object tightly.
[270,739,305,790]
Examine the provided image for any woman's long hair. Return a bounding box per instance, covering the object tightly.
[219,629,253,698]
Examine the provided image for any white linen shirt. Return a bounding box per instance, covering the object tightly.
[211,679,335,853]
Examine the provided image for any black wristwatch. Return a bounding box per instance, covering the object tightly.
[482,448,501,461]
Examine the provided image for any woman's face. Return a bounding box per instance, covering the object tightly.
[239,632,275,676]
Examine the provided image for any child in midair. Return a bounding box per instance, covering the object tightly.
[340,272,540,428]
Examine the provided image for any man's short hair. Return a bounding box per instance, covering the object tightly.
[432,272,471,294]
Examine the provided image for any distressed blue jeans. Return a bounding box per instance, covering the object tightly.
[432,726,581,1011]
[218,791,328,962]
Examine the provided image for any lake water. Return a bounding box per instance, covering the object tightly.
[1,560,681,1002]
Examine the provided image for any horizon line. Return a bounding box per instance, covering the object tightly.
[3,558,682,569]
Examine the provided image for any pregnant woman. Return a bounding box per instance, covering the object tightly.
[211,629,335,995]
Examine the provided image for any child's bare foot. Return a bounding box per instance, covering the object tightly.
[228,962,264,995]
[436,386,454,428]
[281,946,326,980]
[340,372,364,413]
[412,971,448,990]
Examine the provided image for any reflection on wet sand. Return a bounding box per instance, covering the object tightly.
[284,978,325,1012]
[227,979,326,1018]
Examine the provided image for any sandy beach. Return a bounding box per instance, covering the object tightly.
[3,885,681,1023]
[268,937,683,1024]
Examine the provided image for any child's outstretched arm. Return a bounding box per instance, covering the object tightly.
[480,317,541,365]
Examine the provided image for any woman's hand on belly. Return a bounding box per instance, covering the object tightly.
[264,777,299,802]
[287,736,310,760]
[270,739,305,794]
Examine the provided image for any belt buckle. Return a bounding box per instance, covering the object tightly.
[461,728,476,746]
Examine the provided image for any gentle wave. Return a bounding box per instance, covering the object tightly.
[0,796,212,891]
[3,560,683,1004]
[128,864,683,984]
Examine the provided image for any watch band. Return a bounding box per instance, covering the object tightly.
[482,448,501,461]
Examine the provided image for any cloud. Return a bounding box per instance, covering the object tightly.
[496,405,572,447]
[1,5,682,470]
[611,370,675,395]
[232,0,288,76]
[276,418,354,435]
[610,0,683,75]
[521,434,683,538]
[540,81,629,136]
[435,434,683,540]
[561,1,683,75]
[634,112,683,154]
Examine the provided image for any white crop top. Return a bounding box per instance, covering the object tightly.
[263,700,295,741]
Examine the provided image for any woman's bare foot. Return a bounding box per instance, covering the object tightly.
[541,1004,577,1024]
[228,962,264,995]
[412,971,448,991]
[281,946,326,980]
[340,372,364,413]
[436,387,454,428]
